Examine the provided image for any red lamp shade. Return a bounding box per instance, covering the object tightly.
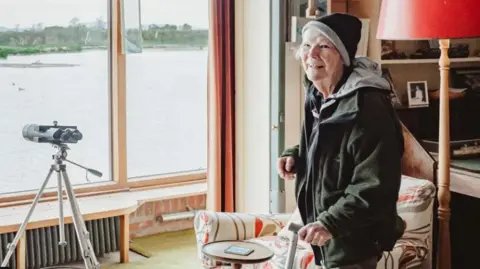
[377,0,480,40]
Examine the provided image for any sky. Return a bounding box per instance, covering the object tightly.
[0,0,209,29]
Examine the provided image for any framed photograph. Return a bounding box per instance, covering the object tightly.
[407,81,429,108]
[290,16,314,43]
[381,40,395,58]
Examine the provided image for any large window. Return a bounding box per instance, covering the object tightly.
[0,0,111,195]
[126,0,208,179]
[0,0,208,200]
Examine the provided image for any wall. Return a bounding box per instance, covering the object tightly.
[129,194,206,238]
[284,44,304,212]
[234,1,307,214]
[234,0,272,213]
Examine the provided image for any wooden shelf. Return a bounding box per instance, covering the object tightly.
[381,57,480,65]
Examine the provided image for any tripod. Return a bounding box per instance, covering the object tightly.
[1,143,101,269]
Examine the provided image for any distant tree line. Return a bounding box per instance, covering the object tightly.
[0,18,208,58]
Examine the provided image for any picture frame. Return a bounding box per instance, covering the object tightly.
[407,81,429,108]
[381,40,395,58]
[290,16,314,43]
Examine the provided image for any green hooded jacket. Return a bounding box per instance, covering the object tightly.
[281,57,405,268]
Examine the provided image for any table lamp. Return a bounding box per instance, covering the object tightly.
[376,1,480,269]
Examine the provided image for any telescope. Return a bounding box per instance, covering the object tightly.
[2,121,101,269]
[22,121,83,144]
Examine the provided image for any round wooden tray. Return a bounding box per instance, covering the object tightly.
[201,240,274,265]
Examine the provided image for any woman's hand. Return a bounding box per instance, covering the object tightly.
[299,221,332,246]
[277,156,295,180]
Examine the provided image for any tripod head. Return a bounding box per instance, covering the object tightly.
[52,143,70,159]
[51,143,103,178]
[22,121,103,180]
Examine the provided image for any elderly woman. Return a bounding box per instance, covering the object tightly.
[277,13,405,269]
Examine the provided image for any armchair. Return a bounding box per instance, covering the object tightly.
[194,175,435,269]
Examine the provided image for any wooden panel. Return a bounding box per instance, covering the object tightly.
[119,214,130,263]
[331,2,347,13]
[400,123,435,182]
[112,0,128,185]
[16,233,26,269]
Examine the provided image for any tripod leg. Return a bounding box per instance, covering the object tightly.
[1,168,55,267]
[57,171,67,246]
[60,168,100,269]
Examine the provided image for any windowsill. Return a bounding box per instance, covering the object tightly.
[0,171,207,207]
[0,182,207,233]
[0,180,121,199]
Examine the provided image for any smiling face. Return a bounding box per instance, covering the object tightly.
[299,29,344,84]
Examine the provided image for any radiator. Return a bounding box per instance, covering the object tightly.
[0,216,120,269]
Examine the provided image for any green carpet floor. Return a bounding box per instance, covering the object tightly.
[103,229,203,269]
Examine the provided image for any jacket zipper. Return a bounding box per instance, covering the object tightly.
[306,93,334,268]
[312,107,329,269]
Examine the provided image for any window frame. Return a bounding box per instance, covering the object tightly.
[0,0,207,207]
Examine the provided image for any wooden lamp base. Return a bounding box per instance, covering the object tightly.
[437,38,452,269]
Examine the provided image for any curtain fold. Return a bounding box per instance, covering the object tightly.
[206,0,235,212]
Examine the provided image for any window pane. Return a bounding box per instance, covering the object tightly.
[126,0,208,179]
[0,0,111,194]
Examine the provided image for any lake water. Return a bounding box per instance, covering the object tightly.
[0,49,207,194]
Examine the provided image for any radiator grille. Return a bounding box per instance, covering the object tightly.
[0,216,120,269]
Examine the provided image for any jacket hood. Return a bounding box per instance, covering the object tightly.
[332,57,391,99]
[305,57,392,125]
[304,57,391,100]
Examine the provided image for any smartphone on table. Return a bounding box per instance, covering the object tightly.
[224,245,254,256]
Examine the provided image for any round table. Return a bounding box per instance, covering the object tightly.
[201,240,274,268]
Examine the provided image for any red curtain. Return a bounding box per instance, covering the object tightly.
[207,0,235,212]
